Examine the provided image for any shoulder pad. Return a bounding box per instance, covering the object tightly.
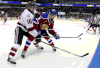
[41,13,48,18]
[21,9,29,17]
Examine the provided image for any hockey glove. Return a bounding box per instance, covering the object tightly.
[35,35,41,43]
[34,13,40,18]
[53,32,60,40]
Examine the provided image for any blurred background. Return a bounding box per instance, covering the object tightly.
[0,0,100,21]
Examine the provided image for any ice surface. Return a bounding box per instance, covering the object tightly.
[0,20,99,68]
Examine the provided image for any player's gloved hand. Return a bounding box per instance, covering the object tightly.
[34,13,40,18]
[53,32,60,40]
[35,35,41,43]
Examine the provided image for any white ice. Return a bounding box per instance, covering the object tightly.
[0,20,99,68]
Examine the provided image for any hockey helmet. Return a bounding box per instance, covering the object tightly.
[49,9,57,15]
[27,1,36,7]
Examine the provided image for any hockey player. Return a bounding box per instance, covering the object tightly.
[84,17,90,29]
[86,16,96,34]
[94,14,100,34]
[7,1,42,64]
[21,9,60,58]
[3,13,8,24]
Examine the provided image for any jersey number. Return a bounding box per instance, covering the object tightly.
[27,19,32,24]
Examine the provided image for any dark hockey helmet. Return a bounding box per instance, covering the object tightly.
[27,1,36,7]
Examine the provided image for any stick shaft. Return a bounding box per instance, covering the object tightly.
[41,33,83,38]
[41,41,88,57]
[77,33,83,38]
[42,36,77,38]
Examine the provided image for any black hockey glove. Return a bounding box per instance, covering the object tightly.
[35,35,41,43]
[34,13,40,18]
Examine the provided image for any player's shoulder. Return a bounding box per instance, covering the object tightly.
[41,13,48,18]
[33,9,38,14]
[21,9,31,17]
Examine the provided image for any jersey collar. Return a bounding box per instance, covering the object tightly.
[28,9,34,15]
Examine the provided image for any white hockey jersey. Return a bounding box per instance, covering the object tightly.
[94,17,99,24]
[17,9,39,37]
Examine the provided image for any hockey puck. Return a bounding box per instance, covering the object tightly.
[79,38,81,40]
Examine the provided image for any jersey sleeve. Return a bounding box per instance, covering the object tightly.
[33,13,48,25]
[48,20,56,35]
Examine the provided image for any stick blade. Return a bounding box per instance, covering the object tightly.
[77,33,83,38]
[81,53,89,57]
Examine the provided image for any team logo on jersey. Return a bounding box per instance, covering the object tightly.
[27,14,30,17]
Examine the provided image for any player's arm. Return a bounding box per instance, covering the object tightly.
[48,20,60,40]
[48,22,55,35]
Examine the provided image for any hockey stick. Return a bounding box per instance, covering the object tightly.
[84,27,87,29]
[41,33,83,38]
[77,33,83,38]
[41,41,89,57]
[84,26,89,29]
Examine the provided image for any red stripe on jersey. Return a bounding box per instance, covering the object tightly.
[11,47,17,52]
[17,22,26,29]
[33,23,39,30]
[27,27,35,32]
[10,52,15,56]
[48,30,55,35]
